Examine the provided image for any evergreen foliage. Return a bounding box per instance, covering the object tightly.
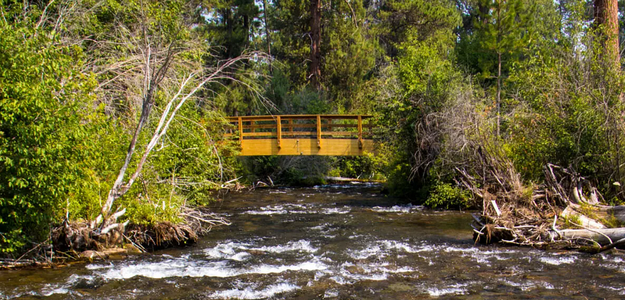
[2,0,625,255]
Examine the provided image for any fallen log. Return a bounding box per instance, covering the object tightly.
[599,237,625,253]
[591,205,625,224]
[552,228,625,245]
[560,206,605,229]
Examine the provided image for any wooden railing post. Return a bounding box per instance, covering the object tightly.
[316,115,321,148]
[230,114,373,155]
[238,116,243,143]
[277,116,282,149]
[357,115,363,149]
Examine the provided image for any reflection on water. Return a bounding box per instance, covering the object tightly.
[2,184,625,299]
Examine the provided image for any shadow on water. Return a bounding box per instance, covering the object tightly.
[2,183,625,299]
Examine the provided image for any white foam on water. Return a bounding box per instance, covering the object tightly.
[600,285,625,295]
[599,263,625,272]
[14,284,71,298]
[269,190,287,194]
[339,270,388,282]
[426,287,468,297]
[539,256,576,265]
[85,263,114,270]
[347,241,526,269]
[443,245,520,256]
[324,289,340,298]
[442,246,481,254]
[441,245,528,265]
[204,241,252,261]
[380,240,428,253]
[348,244,383,259]
[358,261,415,274]
[393,266,415,273]
[538,282,555,289]
[499,279,536,291]
[348,240,435,259]
[321,207,351,214]
[609,256,624,263]
[89,256,328,281]
[600,254,625,265]
[203,239,318,264]
[249,240,318,254]
[285,203,313,210]
[39,285,70,297]
[230,252,252,261]
[422,282,471,297]
[66,274,98,286]
[97,260,235,280]
[251,260,328,274]
[310,223,337,232]
[329,276,350,285]
[242,209,288,215]
[209,282,299,299]
[596,253,625,272]
[370,204,424,214]
[242,203,321,215]
[328,259,416,285]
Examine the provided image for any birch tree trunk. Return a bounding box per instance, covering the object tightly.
[101,55,252,220]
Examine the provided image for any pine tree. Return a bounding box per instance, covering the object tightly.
[473,0,534,136]
[594,0,620,69]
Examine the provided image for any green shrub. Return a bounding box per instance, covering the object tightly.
[0,21,98,253]
[424,181,471,210]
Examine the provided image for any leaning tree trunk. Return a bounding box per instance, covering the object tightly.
[100,56,249,221]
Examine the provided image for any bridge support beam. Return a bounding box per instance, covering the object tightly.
[238,138,374,156]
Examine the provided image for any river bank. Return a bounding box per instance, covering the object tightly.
[2,184,625,299]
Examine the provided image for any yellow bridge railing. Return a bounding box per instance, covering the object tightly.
[226,115,374,156]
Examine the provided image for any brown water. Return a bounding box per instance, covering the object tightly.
[2,183,625,299]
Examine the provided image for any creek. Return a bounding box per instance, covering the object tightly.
[2,183,625,299]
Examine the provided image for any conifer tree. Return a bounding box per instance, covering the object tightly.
[594,0,620,69]
[473,0,534,136]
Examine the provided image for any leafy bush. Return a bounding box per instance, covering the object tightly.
[504,30,625,196]
[0,21,98,253]
[424,181,471,210]
[331,155,384,179]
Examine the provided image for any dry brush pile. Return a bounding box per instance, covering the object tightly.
[414,84,625,252]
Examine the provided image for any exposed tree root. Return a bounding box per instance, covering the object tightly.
[125,222,197,251]
[2,206,229,269]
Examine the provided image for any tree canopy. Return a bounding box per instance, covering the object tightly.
[1,0,624,255]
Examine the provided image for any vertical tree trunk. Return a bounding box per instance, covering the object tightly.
[594,0,622,184]
[243,14,250,44]
[495,0,502,137]
[262,0,272,71]
[497,51,501,137]
[263,0,271,57]
[594,0,620,68]
[310,0,321,89]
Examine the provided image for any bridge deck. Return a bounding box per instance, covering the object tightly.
[226,115,374,156]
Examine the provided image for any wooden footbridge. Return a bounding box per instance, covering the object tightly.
[226,115,374,156]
